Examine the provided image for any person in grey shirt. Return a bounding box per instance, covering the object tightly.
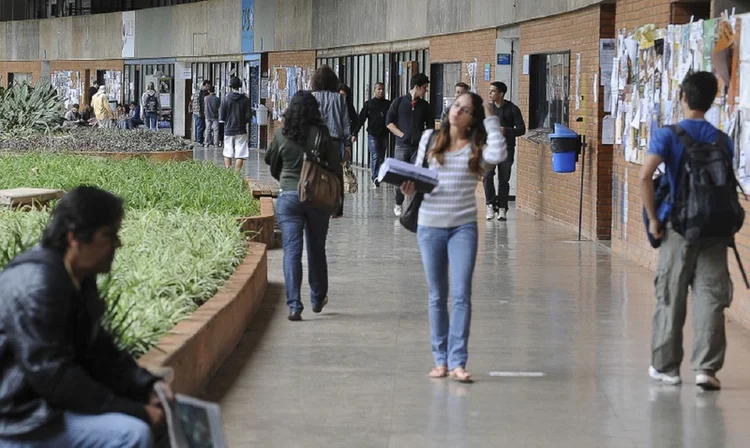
[204,86,221,148]
[311,65,350,160]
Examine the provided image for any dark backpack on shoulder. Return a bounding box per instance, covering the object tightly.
[144,95,158,113]
[670,124,749,287]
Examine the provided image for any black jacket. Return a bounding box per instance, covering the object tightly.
[0,247,158,437]
[492,100,526,148]
[356,98,392,138]
[386,94,435,147]
[219,91,254,137]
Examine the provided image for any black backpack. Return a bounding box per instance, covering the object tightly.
[670,125,749,287]
[144,94,158,113]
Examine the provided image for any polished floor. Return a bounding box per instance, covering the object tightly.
[199,148,750,448]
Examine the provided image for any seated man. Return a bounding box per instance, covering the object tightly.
[64,103,82,122]
[0,186,171,447]
[128,101,144,130]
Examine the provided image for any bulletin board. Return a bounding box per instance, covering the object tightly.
[269,66,312,121]
[51,71,83,108]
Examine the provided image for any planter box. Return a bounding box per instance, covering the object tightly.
[138,242,268,395]
[72,150,193,162]
[238,197,277,249]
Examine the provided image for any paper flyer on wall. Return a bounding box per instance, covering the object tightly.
[155,383,228,448]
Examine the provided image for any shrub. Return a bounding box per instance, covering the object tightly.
[0,127,194,153]
[0,208,246,357]
[0,82,63,137]
[0,153,258,217]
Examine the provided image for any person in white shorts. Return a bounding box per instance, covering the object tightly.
[218,76,253,171]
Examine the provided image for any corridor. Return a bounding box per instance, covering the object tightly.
[199,150,750,448]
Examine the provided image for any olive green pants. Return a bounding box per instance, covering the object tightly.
[651,226,733,376]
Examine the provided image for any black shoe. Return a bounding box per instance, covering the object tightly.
[288,310,302,321]
[312,297,328,314]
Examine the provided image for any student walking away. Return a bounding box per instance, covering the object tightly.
[400,92,507,382]
[264,91,343,321]
[441,82,470,121]
[141,83,161,131]
[0,186,174,447]
[387,73,435,217]
[204,86,221,148]
[311,65,350,160]
[190,80,210,145]
[640,72,745,391]
[483,81,526,221]
[355,82,392,188]
[219,76,253,172]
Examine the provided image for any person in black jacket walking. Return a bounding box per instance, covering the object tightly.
[219,76,254,172]
[386,73,435,216]
[0,186,172,447]
[355,82,391,188]
[484,81,526,221]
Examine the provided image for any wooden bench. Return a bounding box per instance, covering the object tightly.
[0,188,64,208]
[246,178,279,199]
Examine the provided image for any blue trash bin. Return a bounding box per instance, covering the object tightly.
[549,124,580,174]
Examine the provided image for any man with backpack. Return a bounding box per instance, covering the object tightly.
[140,83,160,131]
[639,71,743,391]
[386,73,435,217]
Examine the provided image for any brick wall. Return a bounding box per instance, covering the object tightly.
[266,50,317,146]
[0,61,42,87]
[610,0,750,331]
[516,4,615,240]
[429,29,497,98]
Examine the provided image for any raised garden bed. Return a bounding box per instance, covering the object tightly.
[0,153,260,358]
[71,150,193,162]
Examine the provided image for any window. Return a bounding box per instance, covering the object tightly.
[529,52,570,130]
[430,62,462,118]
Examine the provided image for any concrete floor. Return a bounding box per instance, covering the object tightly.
[199,148,750,448]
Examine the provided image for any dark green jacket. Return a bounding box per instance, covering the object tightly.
[265,126,344,214]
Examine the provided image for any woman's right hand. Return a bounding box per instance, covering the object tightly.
[400,181,416,197]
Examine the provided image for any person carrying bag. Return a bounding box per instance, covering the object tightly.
[265,91,343,322]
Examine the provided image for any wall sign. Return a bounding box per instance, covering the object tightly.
[121,11,135,58]
[241,0,255,53]
[497,53,511,65]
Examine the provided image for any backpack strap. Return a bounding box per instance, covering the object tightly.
[670,124,697,150]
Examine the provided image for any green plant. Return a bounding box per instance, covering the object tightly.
[0,81,64,137]
[0,127,194,153]
[0,208,247,357]
[0,153,258,217]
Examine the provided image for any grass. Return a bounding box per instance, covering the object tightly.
[0,154,258,356]
[0,153,258,217]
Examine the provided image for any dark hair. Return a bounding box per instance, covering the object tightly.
[680,71,718,112]
[282,91,328,146]
[311,65,340,92]
[72,103,79,108]
[202,80,211,87]
[339,83,352,96]
[40,186,125,252]
[490,81,508,94]
[129,101,136,106]
[147,82,155,90]
[229,76,242,89]
[374,82,385,88]
[430,92,488,175]
[209,86,216,94]
[455,82,470,91]
[410,73,430,89]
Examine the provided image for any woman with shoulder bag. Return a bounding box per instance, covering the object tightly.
[401,92,507,382]
[265,91,344,321]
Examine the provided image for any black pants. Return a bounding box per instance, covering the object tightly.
[483,147,515,211]
[394,143,418,206]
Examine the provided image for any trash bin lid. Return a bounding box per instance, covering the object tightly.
[549,123,579,139]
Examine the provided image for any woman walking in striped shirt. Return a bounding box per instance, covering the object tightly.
[401,92,507,382]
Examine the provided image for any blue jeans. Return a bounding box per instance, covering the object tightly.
[417,222,478,370]
[193,115,205,143]
[144,113,158,131]
[368,135,388,181]
[276,191,331,312]
[0,412,153,447]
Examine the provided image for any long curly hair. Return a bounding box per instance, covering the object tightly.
[311,65,340,93]
[428,92,488,175]
[282,91,327,146]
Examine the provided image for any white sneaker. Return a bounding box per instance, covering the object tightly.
[497,209,508,221]
[696,373,721,391]
[394,205,403,217]
[372,183,379,190]
[649,366,682,385]
[486,205,495,221]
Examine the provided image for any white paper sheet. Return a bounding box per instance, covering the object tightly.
[706,104,721,128]
[575,53,581,110]
[594,74,599,103]
[602,115,615,145]
[600,39,616,86]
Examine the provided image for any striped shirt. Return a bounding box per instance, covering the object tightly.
[415,116,507,228]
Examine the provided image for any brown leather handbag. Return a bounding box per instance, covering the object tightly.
[298,126,343,215]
